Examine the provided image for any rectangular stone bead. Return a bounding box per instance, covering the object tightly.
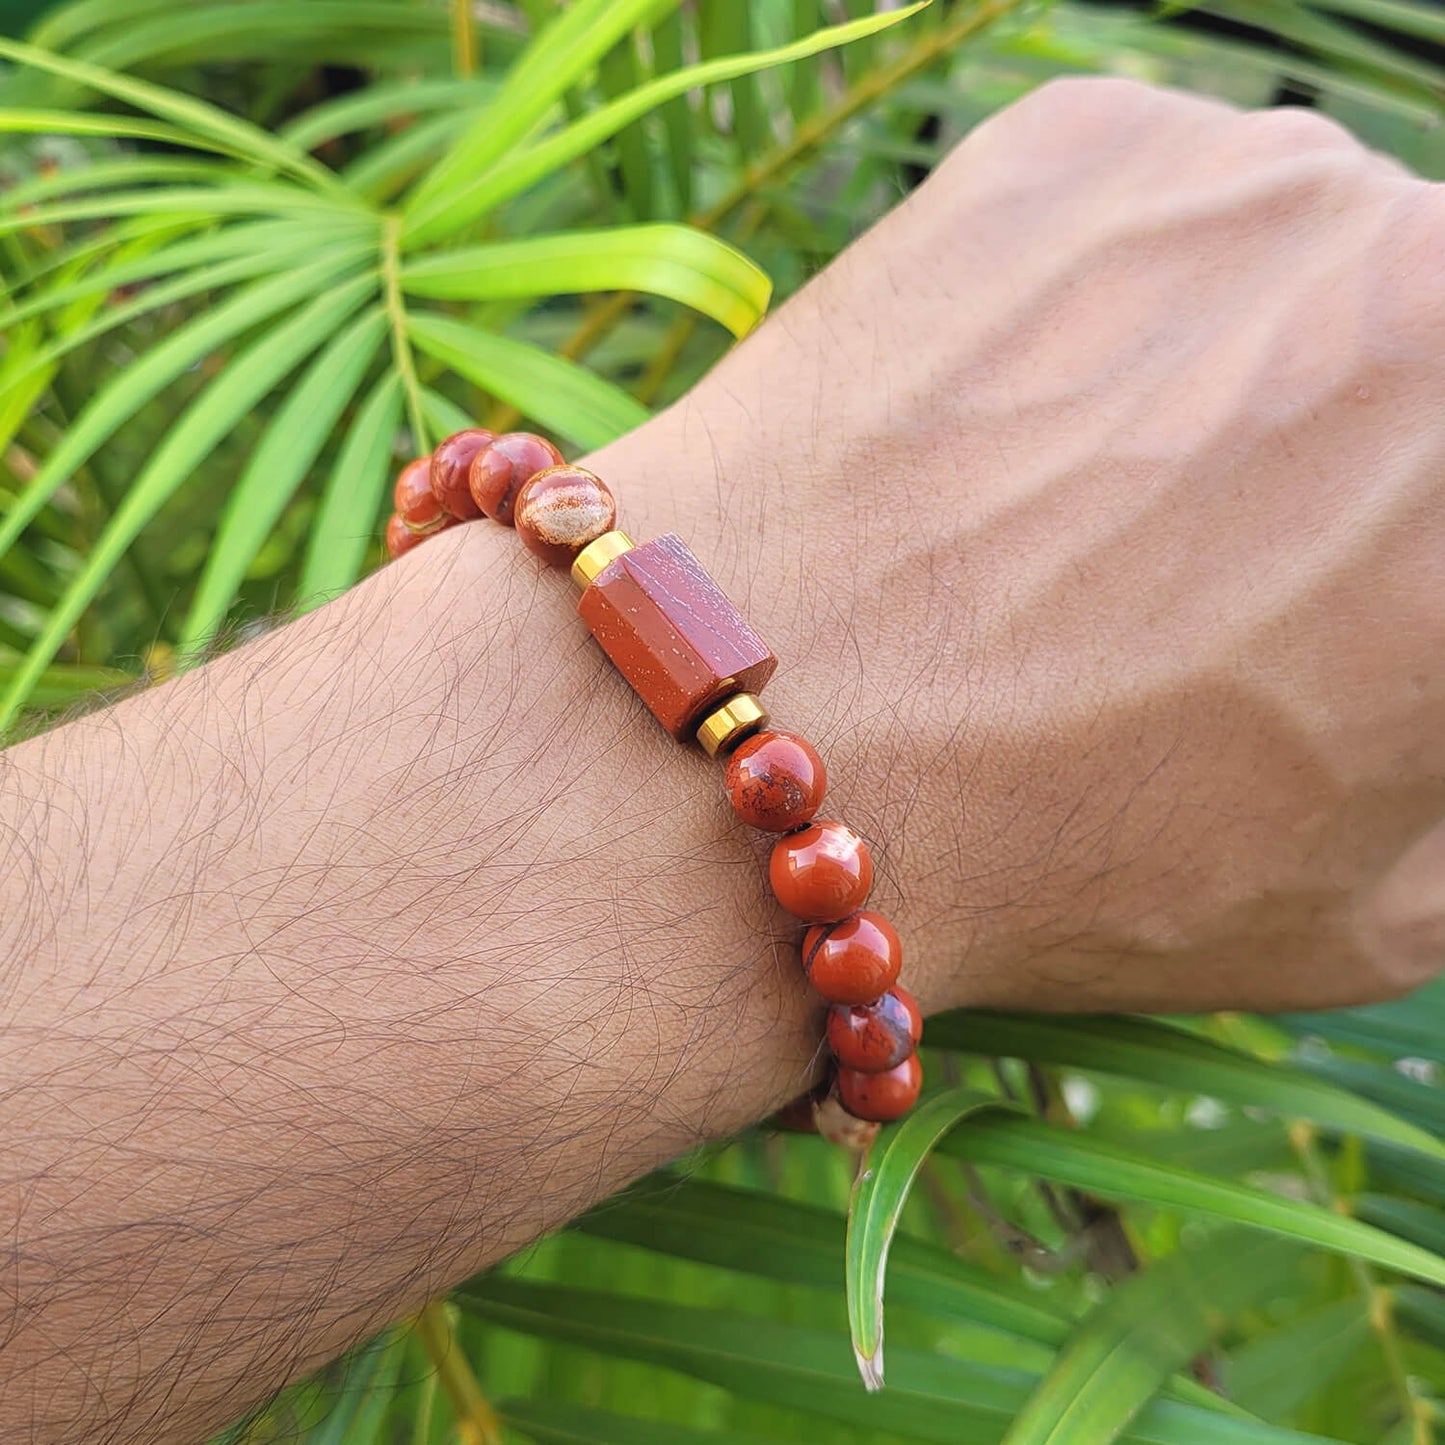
[577,533,777,740]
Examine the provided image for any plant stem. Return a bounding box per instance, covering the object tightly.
[412,1299,502,1445]
[382,212,431,454]
[1288,1121,1433,1445]
[451,0,478,78]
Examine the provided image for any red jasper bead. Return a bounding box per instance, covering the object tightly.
[826,986,922,1073]
[802,911,901,1005]
[514,465,617,567]
[469,432,564,524]
[430,428,493,519]
[393,456,445,533]
[725,730,826,832]
[385,513,421,559]
[838,1053,922,1122]
[770,820,872,923]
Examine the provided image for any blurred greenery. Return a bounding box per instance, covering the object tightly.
[0,1,1442,1442]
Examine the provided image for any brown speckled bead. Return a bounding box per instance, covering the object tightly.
[725,731,826,832]
[513,465,617,567]
[802,911,901,1005]
[813,1092,880,1151]
[469,432,563,524]
[826,986,922,1073]
[430,428,493,519]
[838,1053,922,1123]
[393,456,446,533]
[770,820,872,924]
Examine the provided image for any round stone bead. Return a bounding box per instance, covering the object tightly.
[386,511,453,558]
[725,730,826,832]
[770,820,872,924]
[469,432,563,524]
[430,428,493,519]
[802,911,901,1005]
[393,456,446,533]
[838,1053,922,1123]
[813,1092,880,1151]
[826,986,922,1073]
[385,513,421,559]
[513,465,618,567]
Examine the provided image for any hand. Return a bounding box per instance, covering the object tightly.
[591,76,1445,1015]
[6,77,1442,1443]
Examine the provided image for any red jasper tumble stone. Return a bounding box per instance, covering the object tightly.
[469,432,563,524]
[514,465,617,567]
[803,911,901,1005]
[393,456,446,533]
[770,820,872,923]
[725,730,826,832]
[430,428,493,518]
[838,1053,922,1123]
[577,533,777,740]
[826,986,922,1073]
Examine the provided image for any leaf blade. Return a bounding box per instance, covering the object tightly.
[406,311,648,450]
[402,224,771,338]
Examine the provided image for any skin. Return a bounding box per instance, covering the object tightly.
[1,78,1443,1442]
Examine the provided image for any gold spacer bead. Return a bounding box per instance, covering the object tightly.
[571,529,635,588]
[696,693,769,758]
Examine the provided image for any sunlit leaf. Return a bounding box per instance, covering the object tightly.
[298,370,403,608]
[402,224,771,337]
[407,310,648,449]
[402,3,929,245]
[0,274,375,727]
[179,306,387,654]
[926,1012,1445,1161]
[846,1087,1005,1386]
[939,1115,1445,1289]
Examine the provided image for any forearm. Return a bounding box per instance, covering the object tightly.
[0,508,820,1442]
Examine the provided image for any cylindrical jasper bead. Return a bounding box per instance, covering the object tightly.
[802,911,901,1005]
[430,428,493,518]
[514,465,617,567]
[577,533,777,740]
[826,986,922,1073]
[394,456,446,533]
[469,432,563,523]
[725,730,826,832]
[838,1053,922,1123]
[770,820,872,923]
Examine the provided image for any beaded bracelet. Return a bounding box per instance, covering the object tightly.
[386,427,923,1150]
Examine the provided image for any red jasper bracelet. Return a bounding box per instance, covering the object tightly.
[386,428,922,1150]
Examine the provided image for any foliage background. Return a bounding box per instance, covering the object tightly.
[1,0,1443,1442]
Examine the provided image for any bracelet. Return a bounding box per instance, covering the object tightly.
[386,428,923,1150]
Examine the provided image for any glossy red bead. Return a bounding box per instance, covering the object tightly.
[802,911,901,1005]
[826,986,922,1073]
[725,730,826,832]
[838,1053,922,1122]
[514,465,617,567]
[770,820,872,923]
[385,513,421,559]
[469,432,564,524]
[393,456,445,533]
[430,428,493,519]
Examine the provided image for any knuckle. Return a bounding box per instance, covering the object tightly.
[1236,104,1360,155]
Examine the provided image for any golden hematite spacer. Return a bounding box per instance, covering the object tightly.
[571,529,635,588]
[696,693,769,758]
